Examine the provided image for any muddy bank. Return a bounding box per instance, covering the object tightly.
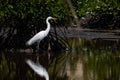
[51,27,120,39]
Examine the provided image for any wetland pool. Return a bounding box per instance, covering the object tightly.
[0,38,120,80]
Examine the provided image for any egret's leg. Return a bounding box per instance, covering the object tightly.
[48,51,50,61]
[37,41,40,52]
[47,41,51,61]
[48,42,51,51]
[36,41,40,63]
[36,53,39,63]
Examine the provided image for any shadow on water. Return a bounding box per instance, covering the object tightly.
[0,38,120,80]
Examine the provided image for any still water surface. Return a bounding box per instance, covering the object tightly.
[0,38,120,80]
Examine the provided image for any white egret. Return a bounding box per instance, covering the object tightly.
[26,59,49,80]
[26,16,56,46]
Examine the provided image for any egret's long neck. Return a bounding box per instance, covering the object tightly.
[45,18,50,35]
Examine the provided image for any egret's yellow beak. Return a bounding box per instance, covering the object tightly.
[52,17,57,21]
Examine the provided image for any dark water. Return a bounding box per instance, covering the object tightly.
[0,38,120,80]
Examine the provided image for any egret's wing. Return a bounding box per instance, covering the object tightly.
[26,31,45,45]
[26,59,49,80]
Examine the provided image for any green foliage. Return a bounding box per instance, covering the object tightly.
[0,0,119,27]
[71,0,120,17]
[0,0,119,25]
[0,0,69,21]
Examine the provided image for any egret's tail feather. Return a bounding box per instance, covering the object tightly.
[26,39,33,46]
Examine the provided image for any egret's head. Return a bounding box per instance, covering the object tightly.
[47,16,57,21]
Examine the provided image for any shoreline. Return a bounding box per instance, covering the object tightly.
[51,27,120,39]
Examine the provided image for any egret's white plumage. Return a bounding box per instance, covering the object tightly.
[26,59,49,80]
[26,16,56,45]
